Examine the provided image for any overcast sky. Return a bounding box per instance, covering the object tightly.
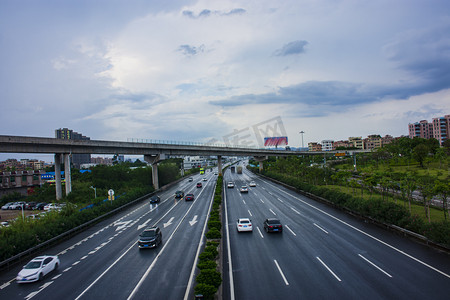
[1,0,449,161]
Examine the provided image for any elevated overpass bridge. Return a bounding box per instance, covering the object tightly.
[0,135,368,199]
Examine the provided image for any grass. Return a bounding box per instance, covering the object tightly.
[327,184,448,223]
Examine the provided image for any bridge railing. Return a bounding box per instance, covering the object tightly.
[127,138,262,149]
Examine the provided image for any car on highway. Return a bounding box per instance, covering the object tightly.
[196,182,202,188]
[149,195,160,204]
[236,218,253,232]
[175,191,184,199]
[1,202,13,210]
[16,255,60,283]
[188,177,193,182]
[138,227,162,249]
[185,193,195,201]
[227,182,235,188]
[202,178,207,181]
[240,186,249,193]
[263,218,283,233]
[249,181,256,187]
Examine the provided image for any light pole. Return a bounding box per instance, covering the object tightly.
[90,186,97,199]
[299,131,305,149]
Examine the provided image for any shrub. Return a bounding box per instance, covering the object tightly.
[196,269,222,288]
[206,228,221,239]
[197,260,217,270]
[204,245,219,259]
[194,283,217,300]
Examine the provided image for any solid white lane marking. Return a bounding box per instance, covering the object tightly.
[317,257,341,282]
[285,225,296,236]
[314,223,329,234]
[359,254,392,277]
[264,179,450,280]
[274,260,289,285]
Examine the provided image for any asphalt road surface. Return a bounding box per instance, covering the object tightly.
[222,164,450,300]
[0,170,217,300]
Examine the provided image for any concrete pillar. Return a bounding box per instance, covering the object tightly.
[254,156,268,173]
[54,153,62,200]
[144,154,166,190]
[64,154,72,195]
[218,155,222,176]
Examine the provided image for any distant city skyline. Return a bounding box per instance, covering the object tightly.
[1,1,449,158]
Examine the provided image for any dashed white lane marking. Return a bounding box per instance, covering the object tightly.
[269,209,276,215]
[359,254,392,277]
[284,225,296,236]
[317,257,341,282]
[314,223,329,234]
[274,260,289,285]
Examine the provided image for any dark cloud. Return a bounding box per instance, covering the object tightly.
[182,8,246,19]
[177,44,205,56]
[274,40,308,56]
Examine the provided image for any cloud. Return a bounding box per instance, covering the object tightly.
[273,40,308,56]
[182,8,246,19]
[177,44,206,56]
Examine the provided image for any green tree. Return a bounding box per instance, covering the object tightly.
[412,144,429,168]
[434,180,450,220]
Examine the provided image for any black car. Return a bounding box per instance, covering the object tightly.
[35,203,47,210]
[196,182,202,188]
[138,227,162,249]
[263,218,283,233]
[175,191,184,199]
[149,195,160,204]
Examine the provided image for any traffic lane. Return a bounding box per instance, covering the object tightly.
[127,181,216,300]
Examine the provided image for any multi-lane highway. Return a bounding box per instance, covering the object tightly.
[0,171,218,300]
[1,163,450,300]
[223,164,450,300]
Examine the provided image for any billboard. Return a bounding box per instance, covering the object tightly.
[264,136,288,147]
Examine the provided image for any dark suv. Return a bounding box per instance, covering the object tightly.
[175,191,184,199]
[149,195,160,204]
[138,227,162,249]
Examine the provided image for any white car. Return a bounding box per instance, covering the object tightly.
[44,203,61,211]
[1,202,13,210]
[203,178,207,181]
[227,182,235,188]
[16,255,60,283]
[240,186,249,193]
[249,181,256,187]
[237,218,253,232]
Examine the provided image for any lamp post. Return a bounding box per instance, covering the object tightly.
[90,186,97,199]
[299,131,305,149]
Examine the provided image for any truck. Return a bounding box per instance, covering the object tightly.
[230,166,235,173]
[237,166,243,174]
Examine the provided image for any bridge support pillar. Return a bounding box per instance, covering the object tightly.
[144,154,166,190]
[55,153,62,200]
[218,155,222,176]
[254,156,268,173]
[64,154,72,195]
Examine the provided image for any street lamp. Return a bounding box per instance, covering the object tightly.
[299,131,305,149]
[90,186,97,199]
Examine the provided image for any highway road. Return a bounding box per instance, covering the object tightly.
[0,170,218,300]
[223,164,450,300]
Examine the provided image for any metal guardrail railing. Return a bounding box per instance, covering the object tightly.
[127,138,261,149]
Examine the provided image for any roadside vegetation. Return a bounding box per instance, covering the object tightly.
[248,137,450,248]
[194,174,223,300]
[0,158,197,262]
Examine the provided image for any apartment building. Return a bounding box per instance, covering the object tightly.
[364,135,382,150]
[321,140,334,151]
[432,115,450,145]
[349,137,364,149]
[308,142,322,152]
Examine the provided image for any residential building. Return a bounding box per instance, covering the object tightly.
[349,137,364,149]
[321,140,334,151]
[333,140,352,149]
[308,142,322,152]
[55,128,91,168]
[432,115,450,145]
[364,135,382,150]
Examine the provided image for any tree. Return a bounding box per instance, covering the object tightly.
[417,175,436,223]
[434,180,450,220]
[412,144,429,168]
